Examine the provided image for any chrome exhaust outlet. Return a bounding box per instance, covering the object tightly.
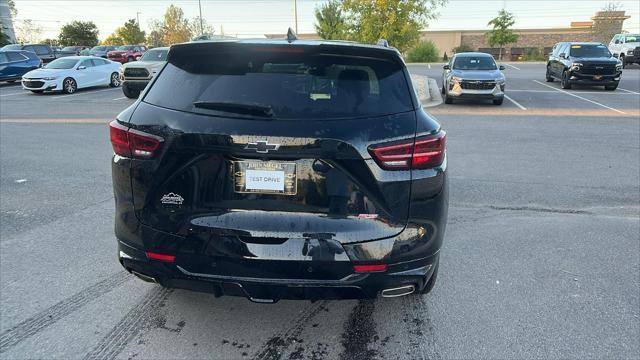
[381,285,415,298]
[131,270,158,284]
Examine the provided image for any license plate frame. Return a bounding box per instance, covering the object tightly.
[234,161,297,195]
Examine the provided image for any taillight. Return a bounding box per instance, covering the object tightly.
[146,251,175,262]
[109,120,163,159]
[368,131,446,170]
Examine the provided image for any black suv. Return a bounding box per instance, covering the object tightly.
[546,42,622,90]
[0,44,56,63]
[110,38,448,302]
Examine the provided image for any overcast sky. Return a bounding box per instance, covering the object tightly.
[14,0,640,40]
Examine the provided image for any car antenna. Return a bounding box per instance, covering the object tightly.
[287,27,298,43]
[377,39,389,47]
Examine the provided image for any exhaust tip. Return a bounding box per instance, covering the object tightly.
[131,270,158,284]
[381,285,415,298]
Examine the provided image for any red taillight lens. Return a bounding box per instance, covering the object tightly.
[146,251,176,262]
[353,264,388,273]
[109,120,163,159]
[368,131,446,170]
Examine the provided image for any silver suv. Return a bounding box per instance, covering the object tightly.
[441,52,506,105]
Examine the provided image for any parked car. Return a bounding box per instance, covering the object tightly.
[110,38,448,301]
[0,50,41,82]
[57,46,91,57]
[119,47,169,99]
[441,52,506,105]
[89,45,118,58]
[107,45,147,64]
[546,42,622,90]
[22,56,121,94]
[608,33,640,68]
[1,44,56,63]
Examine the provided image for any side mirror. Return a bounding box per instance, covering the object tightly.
[559,53,566,59]
[443,64,450,70]
[614,40,620,44]
[135,56,141,61]
[499,65,505,70]
[77,65,86,70]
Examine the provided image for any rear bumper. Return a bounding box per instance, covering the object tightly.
[118,240,438,301]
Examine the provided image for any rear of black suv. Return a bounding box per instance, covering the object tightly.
[111,39,448,302]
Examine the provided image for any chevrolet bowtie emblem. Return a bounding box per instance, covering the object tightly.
[245,141,280,153]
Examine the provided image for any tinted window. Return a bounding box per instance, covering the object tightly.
[6,52,26,62]
[569,44,611,58]
[2,44,22,50]
[452,55,497,70]
[34,46,51,55]
[62,46,77,51]
[92,46,106,51]
[80,59,95,68]
[145,50,413,120]
[117,46,134,51]
[45,58,79,69]
[140,49,168,61]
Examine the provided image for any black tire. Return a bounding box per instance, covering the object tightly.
[30,90,44,94]
[604,84,618,91]
[441,84,445,94]
[493,97,504,105]
[545,66,554,82]
[419,257,439,294]
[122,84,140,99]
[127,56,135,63]
[109,72,120,87]
[620,55,626,69]
[443,86,453,104]
[62,77,77,94]
[561,70,572,89]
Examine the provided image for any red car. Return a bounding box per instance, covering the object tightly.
[107,45,147,63]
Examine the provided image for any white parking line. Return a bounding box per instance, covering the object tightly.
[503,63,521,70]
[507,89,637,95]
[428,64,431,69]
[504,94,527,110]
[532,80,626,114]
[617,88,640,95]
[0,91,29,97]
[112,97,127,101]
[52,87,120,99]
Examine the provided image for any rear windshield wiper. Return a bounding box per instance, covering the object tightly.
[193,101,274,118]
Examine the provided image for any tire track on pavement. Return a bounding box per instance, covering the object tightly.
[339,299,378,360]
[82,286,172,360]
[0,271,131,353]
[403,295,440,360]
[251,300,330,360]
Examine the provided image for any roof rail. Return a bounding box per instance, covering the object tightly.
[377,39,389,47]
[287,27,298,43]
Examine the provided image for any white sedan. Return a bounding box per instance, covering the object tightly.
[22,56,121,94]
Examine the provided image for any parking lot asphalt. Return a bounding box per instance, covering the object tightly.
[0,64,639,359]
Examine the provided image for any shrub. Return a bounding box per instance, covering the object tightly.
[406,40,439,63]
[453,43,474,53]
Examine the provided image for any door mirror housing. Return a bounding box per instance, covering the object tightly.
[443,64,450,70]
[499,65,505,70]
[77,65,86,70]
[559,53,566,59]
[614,39,620,44]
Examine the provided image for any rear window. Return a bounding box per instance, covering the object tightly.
[144,47,413,120]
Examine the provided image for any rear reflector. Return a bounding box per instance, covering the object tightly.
[353,264,388,273]
[368,131,446,170]
[109,120,163,159]
[146,251,176,262]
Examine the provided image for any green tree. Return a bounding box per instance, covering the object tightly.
[189,16,215,38]
[314,0,347,40]
[0,28,11,46]
[406,40,439,62]
[8,0,17,17]
[341,0,446,53]
[486,9,518,60]
[58,21,99,46]
[16,19,42,44]
[162,5,192,45]
[146,19,165,47]
[116,19,146,44]
[453,43,473,53]
[41,38,59,46]
[102,33,124,45]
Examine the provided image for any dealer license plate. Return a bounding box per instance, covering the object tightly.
[234,161,296,195]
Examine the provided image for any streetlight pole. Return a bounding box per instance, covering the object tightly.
[294,0,298,33]
[198,0,204,35]
[136,11,141,25]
